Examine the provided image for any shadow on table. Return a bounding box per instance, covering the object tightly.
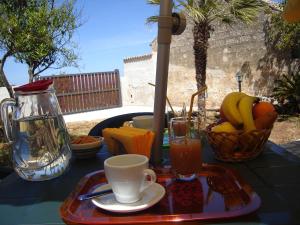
[0,145,111,206]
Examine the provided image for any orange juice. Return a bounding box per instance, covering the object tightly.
[170,138,202,176]
[172,120,187,137]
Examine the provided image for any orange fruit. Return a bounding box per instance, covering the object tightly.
[254,111,278,130]
[252,102,276,119]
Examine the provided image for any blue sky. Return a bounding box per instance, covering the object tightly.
[4,0,158,85]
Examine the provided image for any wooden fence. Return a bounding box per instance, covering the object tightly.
[40,70,122,114]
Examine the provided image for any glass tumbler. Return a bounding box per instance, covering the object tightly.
[169,117,202,181]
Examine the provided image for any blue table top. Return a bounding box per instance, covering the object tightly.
[0,140,300,225]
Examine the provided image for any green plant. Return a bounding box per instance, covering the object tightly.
[273,72,300,98]
[272,72,300,113]
[266,1,300,53]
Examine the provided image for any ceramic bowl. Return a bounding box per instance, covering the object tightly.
[71,136,104,159]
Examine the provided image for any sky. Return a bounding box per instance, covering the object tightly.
[4,0,158,85]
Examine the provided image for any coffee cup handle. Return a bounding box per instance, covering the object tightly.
[140,169,157,192]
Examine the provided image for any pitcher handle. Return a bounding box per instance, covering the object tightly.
[0,98,16,143]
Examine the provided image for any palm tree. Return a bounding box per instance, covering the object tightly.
[147,0,266,110]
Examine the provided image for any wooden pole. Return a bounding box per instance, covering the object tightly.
[151,0,173,166]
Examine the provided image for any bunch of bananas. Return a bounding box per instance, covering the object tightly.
[211,92,277,134]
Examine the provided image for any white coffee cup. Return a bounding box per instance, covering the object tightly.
[132,115,153,130]
[104,154,156,204]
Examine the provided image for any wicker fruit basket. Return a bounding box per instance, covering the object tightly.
[206,123,272,162]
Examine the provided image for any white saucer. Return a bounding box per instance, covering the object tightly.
[91,183,165,213]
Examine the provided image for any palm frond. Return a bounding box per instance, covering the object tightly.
[228,0,266,23]
[146,15,159,24]
[282,74,296,88]
[147,0,160,5]
[220,16,234,24]
[272,72,300,100]
[147,0,178,9]
[146,0,265,25]
[178,0,206,22]
[146,0,159,25]
[146,0,177,24]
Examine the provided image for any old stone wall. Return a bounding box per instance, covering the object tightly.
[210,15,270,107]
[166,12,278,109]
[122,10,299,109]
[166,17,198,108]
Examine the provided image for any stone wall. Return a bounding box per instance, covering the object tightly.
[122,10,299,109]
[205,13,281,108]
[166,17,198,108]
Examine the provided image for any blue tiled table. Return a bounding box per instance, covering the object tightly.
[0,140,300,225]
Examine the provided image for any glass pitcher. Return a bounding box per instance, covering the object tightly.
[0,80,72,181]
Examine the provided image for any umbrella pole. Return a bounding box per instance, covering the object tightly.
[152,0,173,166]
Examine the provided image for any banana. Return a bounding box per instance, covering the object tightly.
[238,95,260,132]
[211,122,239,152]
[221,92,247,128]
[211,122,238,133]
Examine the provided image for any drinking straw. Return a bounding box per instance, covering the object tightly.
[181,102,187,118]
[148,82,175,115]
[188,85,207,124]
[181,102,188,144]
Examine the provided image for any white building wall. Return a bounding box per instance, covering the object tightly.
[0,87,11,101]
[123,53,157,107]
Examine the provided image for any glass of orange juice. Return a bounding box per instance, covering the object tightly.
[169,117,202,181]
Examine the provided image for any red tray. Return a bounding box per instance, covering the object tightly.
[60,164,260,225]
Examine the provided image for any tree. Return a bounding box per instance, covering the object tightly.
[265,1,300,56]
[0,0,80,97]
[147,0,265,110]
[263,1,300,113]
